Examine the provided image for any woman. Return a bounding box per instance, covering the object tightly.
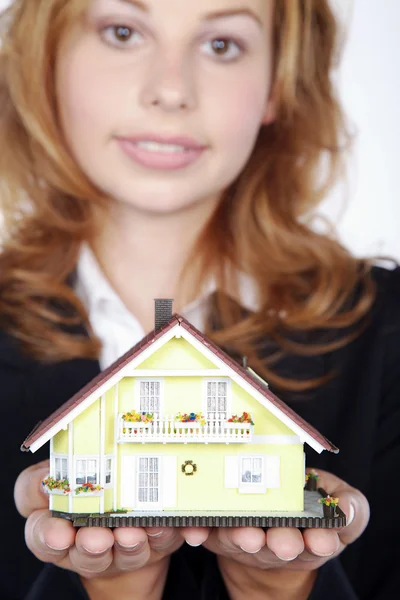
[0,0,398,598]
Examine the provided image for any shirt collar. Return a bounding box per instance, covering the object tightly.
[75,243,259,325]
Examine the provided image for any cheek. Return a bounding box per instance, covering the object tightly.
[213,82,267,149]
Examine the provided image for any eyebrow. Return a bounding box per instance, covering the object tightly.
[117,1,263,28]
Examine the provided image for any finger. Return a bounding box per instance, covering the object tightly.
[266,528,305,561]
[113,528,150,572]
[25,509,75,564]
[307,468,370,545]
[217,527,266,554]
[301,529,340,560]
[335,489,370,546]
[180,527,210,547]
[145,528,184,555]
[14,461,50,518]
[70,527,115,577]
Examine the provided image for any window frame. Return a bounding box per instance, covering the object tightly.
[238,455,265,494]
[203,378,231,419]
[74,455,100,487]
[104,454,114,488]
[135,378,164,414]
[51,454,69,481]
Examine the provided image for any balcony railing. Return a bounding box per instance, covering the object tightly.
[117,413,254,444]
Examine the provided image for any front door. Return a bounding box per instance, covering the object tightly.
[137,457,160,509]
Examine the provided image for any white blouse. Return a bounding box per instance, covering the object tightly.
[75,244,259,370]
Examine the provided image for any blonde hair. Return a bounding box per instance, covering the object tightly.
[0,0,375,390]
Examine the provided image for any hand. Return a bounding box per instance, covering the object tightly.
[14,460,209,589]
[202,469,370,598]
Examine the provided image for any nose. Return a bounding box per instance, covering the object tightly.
[140,51,196,112]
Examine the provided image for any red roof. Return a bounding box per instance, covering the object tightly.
[21,315,338,453]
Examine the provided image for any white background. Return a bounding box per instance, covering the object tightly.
[0,0,399,259]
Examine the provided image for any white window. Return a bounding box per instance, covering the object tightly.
[206,380,228,417]
[139,380,161,413]
[75,457,99,485]
[138,457,159,504]
[105,456,113,486]
[53,455,68,480]
[241,457,264,485]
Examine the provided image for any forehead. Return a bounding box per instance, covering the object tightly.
[90,0,271,24]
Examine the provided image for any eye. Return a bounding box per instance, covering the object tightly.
[101,24,143,48]
[202,37,244,61]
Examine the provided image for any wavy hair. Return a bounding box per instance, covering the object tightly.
[0,0,375,391]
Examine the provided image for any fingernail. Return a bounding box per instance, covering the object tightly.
[347,503,355,526]
[239,546,262,554]
[312,550,335,557]
[116,541,142,550]
[45,542,71,551]
[81,546,110,555]
[147,531,163,538]
[275,553,299,562]
[186,541,202,547]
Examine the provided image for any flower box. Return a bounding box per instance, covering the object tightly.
[174,422,202,429]
[225,422,252,431]
[73,489,103,497]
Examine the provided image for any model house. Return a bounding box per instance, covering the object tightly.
[21,300,341,527]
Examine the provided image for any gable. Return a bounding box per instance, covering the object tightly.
[136,337,218,370]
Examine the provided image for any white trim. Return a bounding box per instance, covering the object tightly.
[135,378,164,413]
[49,438,54,511]
[29,321,325,454]
[68,422,73,513]
[136,454,162,509]
[238,455,266,494]
[129,370,223,377]
[177,327,325,453]
[202,377,231,417]
[252,435,302,445]
[104,455,114,489]
[73,455,100,492]
[113,384,118,510]
[29,326,179,452]
[99,394,105,514]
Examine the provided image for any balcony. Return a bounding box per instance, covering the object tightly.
[117,413,254,444]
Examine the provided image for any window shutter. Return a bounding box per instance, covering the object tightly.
[121,456,136,508]
[224,456,239,488]
[265,455,280,488]
[162,456,177,508]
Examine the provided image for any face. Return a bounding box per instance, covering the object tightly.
[55,0,276,217]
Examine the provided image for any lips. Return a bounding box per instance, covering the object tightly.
[117,133,207,151]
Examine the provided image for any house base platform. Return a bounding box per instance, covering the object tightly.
[52,490,346,529]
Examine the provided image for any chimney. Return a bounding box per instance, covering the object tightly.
[242,356,248,369]
[154,299,173,331]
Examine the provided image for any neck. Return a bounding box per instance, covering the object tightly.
[91,198,217,331]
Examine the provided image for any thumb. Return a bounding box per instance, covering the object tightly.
[14,460,50,518]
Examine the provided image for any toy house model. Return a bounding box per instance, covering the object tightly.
[21,300,345,528]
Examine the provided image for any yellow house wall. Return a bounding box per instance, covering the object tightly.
[52,495,69,512]
[116,443,303,512]
[53,337,306,515]
[73,497,101,513]
[73,399,100,454]
[105,388,115,455]
[136,338,218,370]
[53,429,68,454]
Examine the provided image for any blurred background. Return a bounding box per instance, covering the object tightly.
[0,0,398,260]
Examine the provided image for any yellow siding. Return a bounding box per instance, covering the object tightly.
[73,399,100,454]
[105,387,115,454]
[231,382,295,436]
[136,338,218,370]
[117,443,303,512]
[53,429,68,454]
[52,495,69,512]
[73,496,101,513]
[104,489,114,512]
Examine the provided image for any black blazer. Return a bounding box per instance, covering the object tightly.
[1,266,400,600]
